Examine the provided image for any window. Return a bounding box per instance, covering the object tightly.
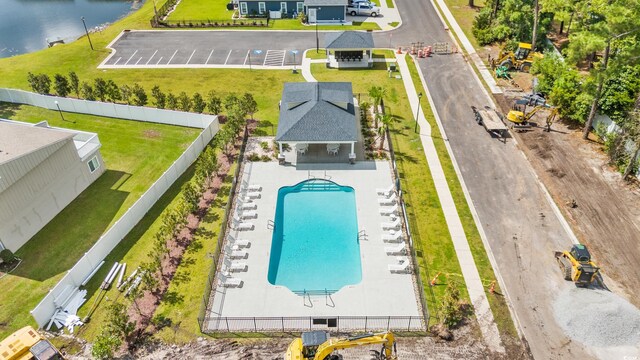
[240,2,248,15]
[297,2,304,13]
[258,2,266,14]
[280,2,287,13]
[88,156,100,173]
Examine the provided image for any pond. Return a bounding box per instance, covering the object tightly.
[0,0,144,58]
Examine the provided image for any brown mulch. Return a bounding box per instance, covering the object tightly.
[125,123,255,345]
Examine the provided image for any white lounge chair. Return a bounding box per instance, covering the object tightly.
[219,272,243,287]
[379,204,399,216]
[244,191,261,200]
[378,193,397,205]
[238,201,257,211]
[239,210,258,219]
[223,259,247,272]
[233,240,251,248]
[244,184,262,192]
[388,257,411,273]
[377,184,396,197]
[385,243,406,255]
[382,231,403,243]
[230,250,248,259]
[233,218,255,231]
[381,218,401,230]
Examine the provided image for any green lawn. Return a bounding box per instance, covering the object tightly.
[386,0,395,8]
[438,0,486,50]
[271,19,380,30]
[0,103,200,339]
[167,0,235,21]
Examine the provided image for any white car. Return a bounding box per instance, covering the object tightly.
[347,3,380,16]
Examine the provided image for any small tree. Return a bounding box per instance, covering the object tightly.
[106,80,121,103]
[68,71,80,98]
[440,283,465,329]
[94,78,108,102]
[81,82,95,101]
[207,90,222,114]
[53,74,70,97]
[38,74,52,94]
[224,93,240,112]
[166,92,178,110]
[120,84,132,105]
[241,92,258,120]
[91,330,121,360]
[27,72,38,93]
[106,302,135,342]
[192,92,206,113]
[182,181,201,213]
[131,83,148,106]
[151,86,166,109]
[378,113,392,150]
[177,91,191,112]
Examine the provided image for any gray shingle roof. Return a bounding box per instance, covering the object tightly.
[276,82,357,142]
[324,31,374,49]
[305,0,348,6]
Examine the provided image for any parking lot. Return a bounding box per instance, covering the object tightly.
[100,30,317,69]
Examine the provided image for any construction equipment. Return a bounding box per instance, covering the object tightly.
[544,107,559,132]
[0,326,64,360]
[554,244,600,287]
[506,104,548,130]
[491,42,543,73]
[285,331,397,360]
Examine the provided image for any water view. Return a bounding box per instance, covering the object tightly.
[0,0,144,58]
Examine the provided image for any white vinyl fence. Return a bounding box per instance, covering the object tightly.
[0,88,220,327]
[593,114,640,177]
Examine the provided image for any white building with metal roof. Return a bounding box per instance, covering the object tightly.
[0,119,104,252]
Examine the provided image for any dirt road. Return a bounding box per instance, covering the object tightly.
[516,118,640,304]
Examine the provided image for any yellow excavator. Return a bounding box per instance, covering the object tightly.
[492,42,543,73]
[507,104,558,132]
[285,331,397,360]
[0,326,64,360]
[554,244,600,287]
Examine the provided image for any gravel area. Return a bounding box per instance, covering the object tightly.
[554,287,640,348]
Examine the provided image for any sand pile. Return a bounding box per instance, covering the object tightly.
[554,287,640,347]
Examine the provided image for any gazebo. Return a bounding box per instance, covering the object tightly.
[324,31,375,68]
[275,82,358,164]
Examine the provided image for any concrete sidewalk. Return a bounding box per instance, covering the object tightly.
[394,52,504,353]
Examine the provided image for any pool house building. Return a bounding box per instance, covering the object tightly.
[276,82,359,164]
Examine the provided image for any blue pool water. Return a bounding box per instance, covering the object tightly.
[268,179,362,293]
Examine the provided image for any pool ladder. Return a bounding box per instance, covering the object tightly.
[358,229,368,242]
[302,289,336,308]
[267,219,275,230]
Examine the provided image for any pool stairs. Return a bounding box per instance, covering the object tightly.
[296,289,337,308]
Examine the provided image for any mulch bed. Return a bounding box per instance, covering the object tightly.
[126,123,254,345]
[0,258,22,279]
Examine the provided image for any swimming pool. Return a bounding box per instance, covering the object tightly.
[268,179,362,293]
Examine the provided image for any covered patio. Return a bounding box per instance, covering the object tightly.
[324,31,375,69]
[276,82,360,164]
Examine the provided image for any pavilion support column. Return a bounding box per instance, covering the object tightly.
[349,142,356,164]
[278,141,285,165]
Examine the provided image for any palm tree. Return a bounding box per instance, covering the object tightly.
[378,113,393,150]
[359,101,371,125]
[368,86,387,114]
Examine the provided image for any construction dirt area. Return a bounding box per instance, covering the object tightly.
[68,324,521,359]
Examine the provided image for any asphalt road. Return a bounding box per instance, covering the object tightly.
[100,5,598,359]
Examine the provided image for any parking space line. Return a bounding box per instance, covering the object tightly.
[224,50,232,65]
[206,49,214,64]
[135,57,142,65]
[243,50,250,65]
[156,56,163,65]
[114,57,122,65]
[186,49,196,64]
[282,52,285,66]
[167,49,178,64]
[146,50,158,65]
[125,50,138,65]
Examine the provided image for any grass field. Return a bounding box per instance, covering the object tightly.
[436,0,486,50]
[0,103,200,339]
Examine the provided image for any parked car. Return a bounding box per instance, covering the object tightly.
[347,3,380,16]
[349,0,373,6]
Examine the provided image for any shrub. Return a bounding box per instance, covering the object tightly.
[260,141,270,151]
[261,155,272,162]
[247,153,261,161]
[0,249,16,263]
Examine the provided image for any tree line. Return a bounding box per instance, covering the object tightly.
[25,72,258,117]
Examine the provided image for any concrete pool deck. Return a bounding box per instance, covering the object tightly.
[206,161,423,331]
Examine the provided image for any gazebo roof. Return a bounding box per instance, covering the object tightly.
[324,31,375,49]
[276,82,357,143]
